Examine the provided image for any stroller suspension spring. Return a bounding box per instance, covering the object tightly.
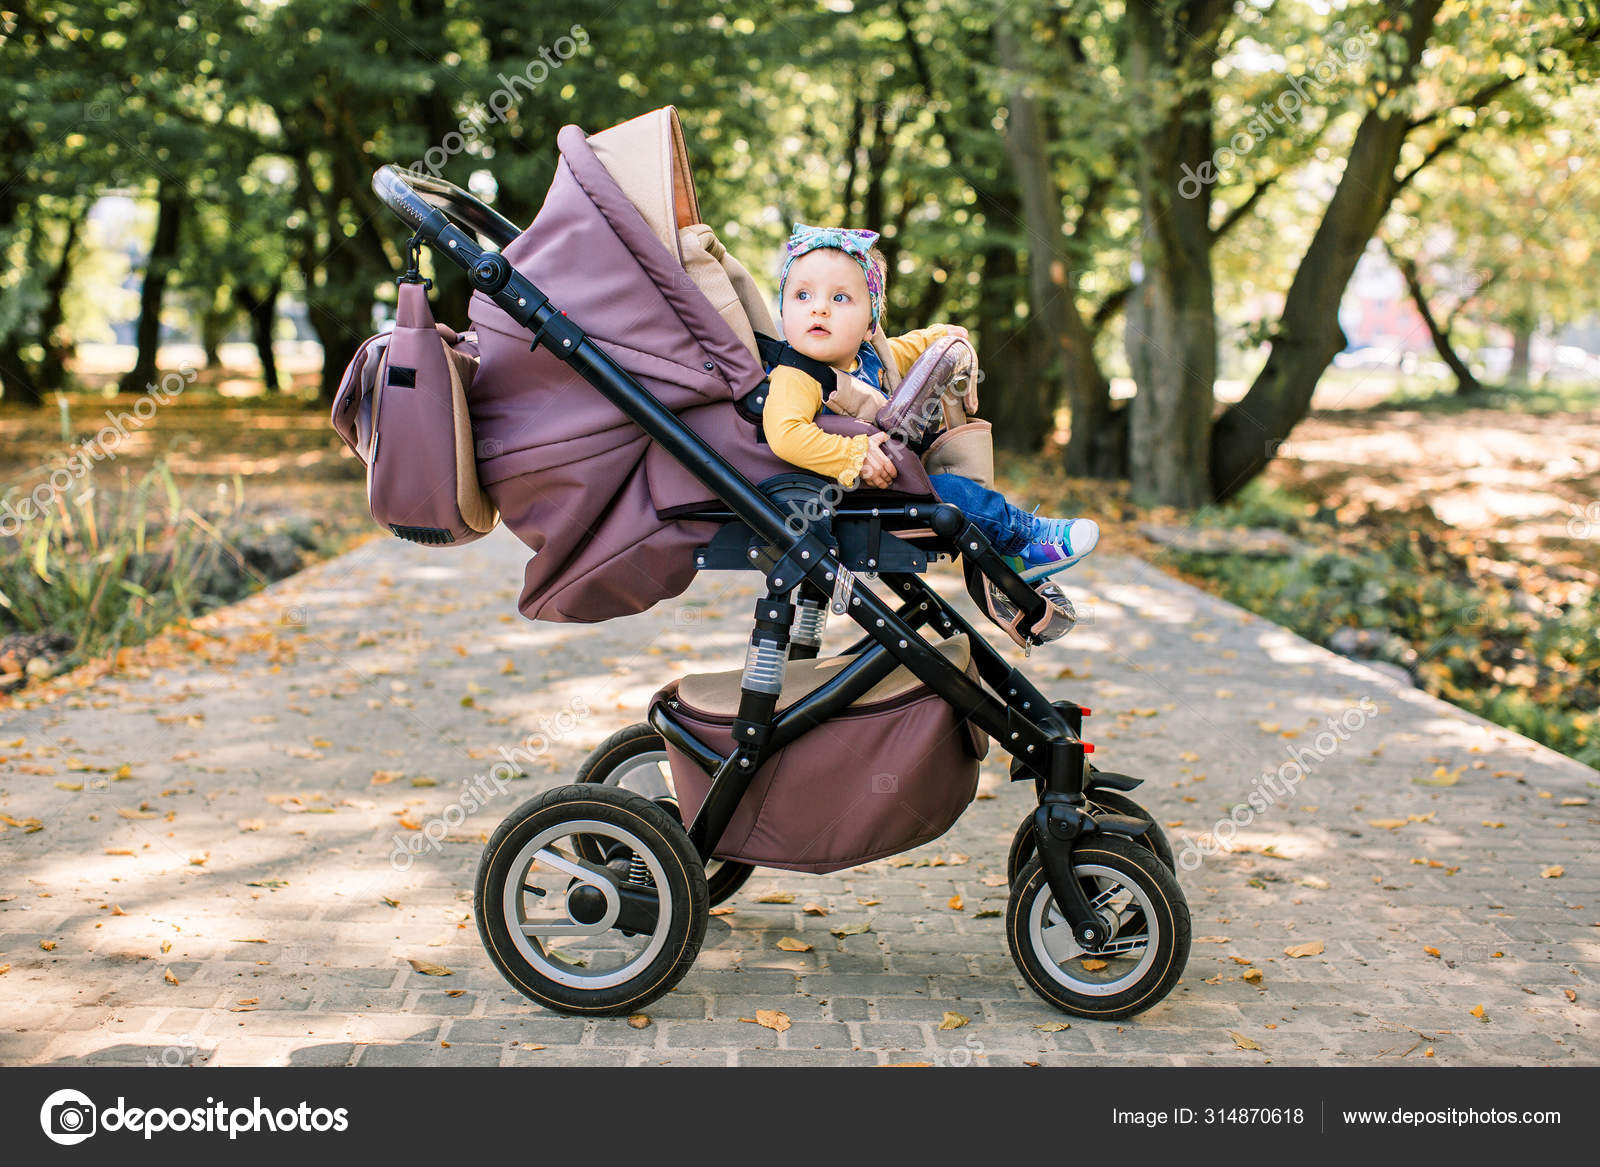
[791,599,828,650]
[626,853,654,887]
[741,637,789,695]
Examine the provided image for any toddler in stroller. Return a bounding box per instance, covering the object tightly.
[764,222,1099,582]
[342,106,1190,1021]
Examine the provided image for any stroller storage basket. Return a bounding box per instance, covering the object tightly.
[652,638,988,874]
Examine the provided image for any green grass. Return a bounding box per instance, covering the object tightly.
[1163,481,1600,769]
[0,462,254,670]
[1361,378,1600,417]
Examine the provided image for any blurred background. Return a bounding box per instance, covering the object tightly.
[2,0,1597,766]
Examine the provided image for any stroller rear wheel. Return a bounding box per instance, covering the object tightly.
[476,783,708,1015]
[575,723,755,906]
[1007,792,1175,887]
[1007,836,1190,1020]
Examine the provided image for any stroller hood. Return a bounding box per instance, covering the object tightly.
[466,110,768,623]
[462,107,931,623]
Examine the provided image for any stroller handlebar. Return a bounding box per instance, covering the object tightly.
[372,165,521,250]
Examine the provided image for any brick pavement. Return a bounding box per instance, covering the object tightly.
[1,527,1595,1066]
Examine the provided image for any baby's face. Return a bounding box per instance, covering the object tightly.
[781,249,873,368]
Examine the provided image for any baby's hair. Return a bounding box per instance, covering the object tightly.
[868,245,888,293]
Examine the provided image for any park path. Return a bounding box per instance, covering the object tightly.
[1,526,1595,1066]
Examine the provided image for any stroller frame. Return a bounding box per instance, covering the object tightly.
[373,163,1188,1019]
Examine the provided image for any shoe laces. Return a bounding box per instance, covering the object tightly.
[1033,516,1076,550]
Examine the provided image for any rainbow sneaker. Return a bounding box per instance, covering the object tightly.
[1005,517,1099,582]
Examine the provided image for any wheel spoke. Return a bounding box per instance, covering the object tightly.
[1093,934,1149,956]
[1038,915,1085,963]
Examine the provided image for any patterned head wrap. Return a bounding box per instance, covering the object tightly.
[778,222,884,332]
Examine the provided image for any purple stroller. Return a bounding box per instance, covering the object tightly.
[351,107,1190,1019]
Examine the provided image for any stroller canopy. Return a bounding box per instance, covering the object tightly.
[466,107,929,623]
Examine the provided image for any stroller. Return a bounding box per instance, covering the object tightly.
[347,107,1191,1020]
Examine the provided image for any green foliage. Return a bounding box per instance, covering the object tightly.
[1167,481,1600,768]
[0,463,248,665]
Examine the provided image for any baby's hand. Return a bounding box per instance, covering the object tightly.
[941,325,970,341]
[858,431,898,490]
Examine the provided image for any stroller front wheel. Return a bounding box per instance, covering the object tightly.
[1007,836,1190,1020]
[575,723,755,906]
[476,783,708,1015]
[1007,792,1176,887]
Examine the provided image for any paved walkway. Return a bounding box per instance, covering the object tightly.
[1,528,1595,1066]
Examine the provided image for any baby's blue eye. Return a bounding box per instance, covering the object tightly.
[833,292,849,303]
[796,290,810,301]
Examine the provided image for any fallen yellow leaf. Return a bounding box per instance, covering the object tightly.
[939,1011,970,1031]
[39,940,56,951]
[627,1014,651,1029]
[755,892,795,904]
[1080,959,1108,971]
[948,895,964,911]
[1284,940,1324,958]
[776,937,813,952]
[1541,866,1565,879]
[163,968,180,986]
[802,903,829,916]
[753,1009,791,1033]
[407,959,453,976]
[1424,946,1441,958]
[1230,1031,1262,1051]
[1367,819,1408,830]
[1242,968,1263,983]
[1469,1004,1486,1019]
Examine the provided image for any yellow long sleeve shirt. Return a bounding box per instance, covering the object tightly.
[763,325,950,487]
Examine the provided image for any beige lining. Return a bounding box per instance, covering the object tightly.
[923,421,994,489]
[676,637,972,719]
[443,343,498,533]
[588,107,700,264]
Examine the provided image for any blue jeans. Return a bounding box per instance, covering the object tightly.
[928,473,1037,556]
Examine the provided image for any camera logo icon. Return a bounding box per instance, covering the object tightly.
[870,772,899,794]
[40,1088,97,1145]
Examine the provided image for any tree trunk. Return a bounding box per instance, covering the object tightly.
[235,282,282,393]
[310,287,372,404]
[1508,321,1532,385]
[1210,0,1444,501]
[119,182,185,394]
[199,290,232,370]
[974,216,1046,454]
[1390,250,1481,395]
[0,336,42,407]
[34,210,84,392]
[1126,0,1223,508]
[997,20,1110,470]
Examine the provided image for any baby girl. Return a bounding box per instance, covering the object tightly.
[762,223,1098,581]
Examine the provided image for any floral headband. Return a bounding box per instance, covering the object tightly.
[778,222,884,332]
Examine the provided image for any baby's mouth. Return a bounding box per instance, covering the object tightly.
[807,325,830,336]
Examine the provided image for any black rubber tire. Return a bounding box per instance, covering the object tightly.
[1007,836,1191,1020]
[1086,789,1177,872]
[476,783,708,1016]
[1007,791,1175,886]
[574,723,755,907]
